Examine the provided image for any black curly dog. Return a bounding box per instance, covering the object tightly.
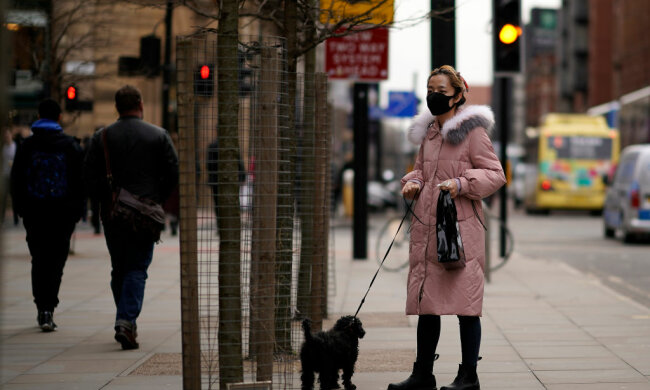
[300,316,365,390]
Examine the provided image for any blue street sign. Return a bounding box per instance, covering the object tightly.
[384,91,419,117]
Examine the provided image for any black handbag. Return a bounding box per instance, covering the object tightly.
[102,131,165,242]
[436,190,466,270]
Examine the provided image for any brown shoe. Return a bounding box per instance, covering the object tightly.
[114,324,139,350]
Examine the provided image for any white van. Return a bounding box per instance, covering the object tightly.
[603,144,650,242]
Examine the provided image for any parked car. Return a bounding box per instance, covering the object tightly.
[603,144,650,242]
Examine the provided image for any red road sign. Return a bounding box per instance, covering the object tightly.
[325,27,389,81]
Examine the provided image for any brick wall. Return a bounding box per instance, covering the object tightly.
[587,0,613,107]
[614,0,650,97]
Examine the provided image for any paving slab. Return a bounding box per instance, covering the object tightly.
[101,376,183,389]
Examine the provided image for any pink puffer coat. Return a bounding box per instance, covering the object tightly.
[401,105,506,316]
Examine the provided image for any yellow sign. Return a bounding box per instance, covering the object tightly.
[320,0,394,25]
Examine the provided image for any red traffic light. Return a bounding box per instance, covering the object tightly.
[66,85,77,100]
[199,65,210,80]
[195,64,214,96]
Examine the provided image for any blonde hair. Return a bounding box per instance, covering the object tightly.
[428,65,467,107]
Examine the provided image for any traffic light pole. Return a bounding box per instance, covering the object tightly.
[492,0,520,258]
[430,0,455,69]
[353,83,369,259]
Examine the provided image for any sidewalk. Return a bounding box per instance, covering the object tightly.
[2,220,650,389]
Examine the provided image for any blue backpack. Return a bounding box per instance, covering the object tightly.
[25,151,68,199]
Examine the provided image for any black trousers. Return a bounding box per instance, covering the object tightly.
[23,216,76,312]
[417,314,482,366]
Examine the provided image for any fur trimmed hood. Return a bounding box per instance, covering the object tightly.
[407,105,495,145]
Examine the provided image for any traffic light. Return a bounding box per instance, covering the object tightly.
[493,0,521,73]
[65,84,78,111]
[118,56,142,77]
[140,35,161,77]
[117,35,160,77]
[63,84,93,111]
[194,64,214,97]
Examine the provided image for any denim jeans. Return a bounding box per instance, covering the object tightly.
[104,222,154,326]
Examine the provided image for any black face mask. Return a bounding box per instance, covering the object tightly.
[426,92,455,116]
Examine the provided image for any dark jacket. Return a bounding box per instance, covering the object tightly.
[10,119,85,221]
[83,116,179,219]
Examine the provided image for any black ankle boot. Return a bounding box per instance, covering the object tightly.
[37,311,57,332]
[387,358,438,390]
[440,364,479,390]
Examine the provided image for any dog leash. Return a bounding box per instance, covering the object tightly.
[354,196,417,318]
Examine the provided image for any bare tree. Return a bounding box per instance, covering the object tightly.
[166,0,435,336]
[45,0,113,104]
[235,2,455,331]
[130,0,454,64]
[216,0,245,388]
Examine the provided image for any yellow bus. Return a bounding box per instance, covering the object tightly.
[525,114,620,214]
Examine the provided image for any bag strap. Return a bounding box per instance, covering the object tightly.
[101,130,114,189]
[404,191,487,232]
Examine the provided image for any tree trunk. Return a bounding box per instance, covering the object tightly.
[312,73,330,323]
[250,46,280,382]
[217,0,243,388]
[274,0,297,353]
[297,9,319,329]
[176,39,201,390]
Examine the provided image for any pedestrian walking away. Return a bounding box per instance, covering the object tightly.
[10,98,85,332]
[388,65,506,390]
[1,129,17,224]
[83,128,105,235]
[84,85,179,350]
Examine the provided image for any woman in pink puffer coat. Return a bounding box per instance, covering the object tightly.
[387,66,506,390]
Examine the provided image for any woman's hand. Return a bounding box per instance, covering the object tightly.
[439,179,458,198]
[402,181,421,200]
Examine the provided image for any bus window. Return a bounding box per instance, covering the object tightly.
[547,136,613,160]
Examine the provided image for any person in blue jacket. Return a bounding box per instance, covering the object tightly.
[11,98,85,332]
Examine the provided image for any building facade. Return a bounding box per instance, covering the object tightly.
[524,0,649,149]
[587,0,650,147]
[524,8,558,128]
[556,0,589,114]
[6,0,212,138]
